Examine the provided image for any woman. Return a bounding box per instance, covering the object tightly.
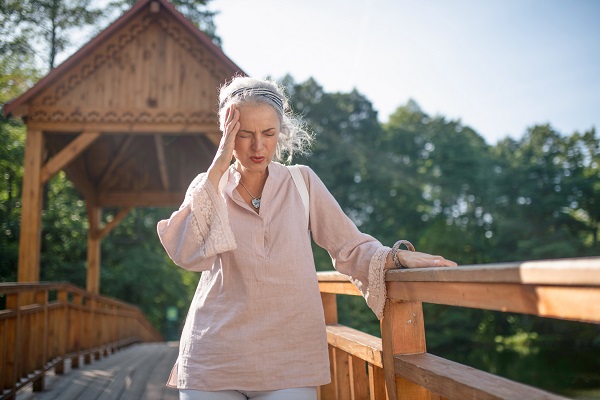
[157,77,456,400]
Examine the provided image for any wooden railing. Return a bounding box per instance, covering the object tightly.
[0,282,163,400]
[317,257,600,400]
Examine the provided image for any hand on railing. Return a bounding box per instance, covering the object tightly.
[394,250,457,269]
[386,240,457,270]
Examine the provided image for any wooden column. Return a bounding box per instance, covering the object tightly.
[86,203,101,294]
[18,129,44,283]
[381,300,433,400]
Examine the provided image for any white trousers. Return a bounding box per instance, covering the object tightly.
[179,387,317,400]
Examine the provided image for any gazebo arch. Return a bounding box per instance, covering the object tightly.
[3,0,244,294]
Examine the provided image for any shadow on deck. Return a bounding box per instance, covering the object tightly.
[16,342,178,400]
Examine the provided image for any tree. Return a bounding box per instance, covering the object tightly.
[285,76,384,230]
[565,128,600,249]
[0,12,40,282]
[0,118,25,282]
[381,100,495,264]
[4,0,104,71]
[489,125,591,261]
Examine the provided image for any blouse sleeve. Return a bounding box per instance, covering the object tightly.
[300,166,390,320]
[156,173,237,272]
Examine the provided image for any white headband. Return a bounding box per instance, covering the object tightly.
[221,87,284,111]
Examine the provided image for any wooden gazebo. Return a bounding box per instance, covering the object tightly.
[3,0,243,294]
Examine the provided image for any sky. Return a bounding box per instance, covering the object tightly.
[206,0,600,144]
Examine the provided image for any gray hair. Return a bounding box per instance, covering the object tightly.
[218,76,312,163]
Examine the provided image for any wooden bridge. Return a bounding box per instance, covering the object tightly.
[3,0,598,398]
[2,257,599,399]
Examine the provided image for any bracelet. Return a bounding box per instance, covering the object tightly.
[390,240,415,269]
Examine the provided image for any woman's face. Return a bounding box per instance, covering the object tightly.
[233,103,280,173]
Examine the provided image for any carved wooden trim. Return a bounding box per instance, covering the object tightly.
[29,107,217,125]
[154,13,230,82]
[39,17,153,106]
[37,10,230,108]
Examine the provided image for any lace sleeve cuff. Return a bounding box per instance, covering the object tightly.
[189,175,236,257]
[365,246,391,320]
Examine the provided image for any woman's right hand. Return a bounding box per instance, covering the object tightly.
[207,104,240,189]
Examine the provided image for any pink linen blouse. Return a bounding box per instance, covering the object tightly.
[157,162,390,391]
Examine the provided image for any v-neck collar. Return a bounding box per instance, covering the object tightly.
[221,163,285,216]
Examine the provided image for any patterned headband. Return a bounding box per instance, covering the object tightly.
[221,87,284,111]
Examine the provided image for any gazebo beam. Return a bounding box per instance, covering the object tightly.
[97,207,132,240]
[18,129,44,283]
[154,134,170,191]
[41,131,101,184]
[86,201,101,294]
[98,136,134,190]
[193,134,216,160]
[98,191,185,207]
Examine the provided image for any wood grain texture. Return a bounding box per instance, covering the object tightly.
[0,283,162,397]
[18,129,44,283]
[326,324,383,368]
[40,132,100,184]
[394,353,568,400]
[381,300,430,400]
[387,281,600,324]
[385,258,600,285]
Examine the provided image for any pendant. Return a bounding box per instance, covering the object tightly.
[251,198,261,209]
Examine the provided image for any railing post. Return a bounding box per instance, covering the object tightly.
[71,292,82,368]
[320,293,338,400]
[32,289,48,392]
[84,296,93,365]
[55,288,68,374]
[381,299,433,400]
[3,293,20,398]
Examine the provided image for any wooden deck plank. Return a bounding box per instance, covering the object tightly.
[16,343,179,400]
[119,343,175,400]
[140,343,179,400]
[24,348,147,400]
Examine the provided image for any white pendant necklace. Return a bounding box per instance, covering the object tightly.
[239,180,261,209]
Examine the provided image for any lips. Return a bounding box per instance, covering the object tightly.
[250,156,265,163]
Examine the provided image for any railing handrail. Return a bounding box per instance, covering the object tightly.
[0,281,162,399]
[319,256,600,324]
[319,256,600,285]
[0,281,148,312]
[317,256,600,400]
[385,256,600,285]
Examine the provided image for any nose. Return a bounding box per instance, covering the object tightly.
[251,135,264,151]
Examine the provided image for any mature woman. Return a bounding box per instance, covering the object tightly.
[157,77,456,400]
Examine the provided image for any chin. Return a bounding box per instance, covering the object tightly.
[237,159,270,172]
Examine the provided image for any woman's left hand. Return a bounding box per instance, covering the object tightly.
[391,250,458,269]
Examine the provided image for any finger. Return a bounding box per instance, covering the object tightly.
[225,110,240,139]
[221,105,236,132]
[433,258,457,267]
[227,104,237,126]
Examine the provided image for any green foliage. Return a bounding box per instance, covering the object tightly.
[0,42,38,282]
[488,125,599,261]
[39,172,88,284]
[3,0,105,70]
[1,12,599,390]
[100,207,200,338]
[283,76,600,395]
[0,118,24,282]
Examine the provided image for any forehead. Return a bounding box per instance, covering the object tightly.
[237,103,281,127]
